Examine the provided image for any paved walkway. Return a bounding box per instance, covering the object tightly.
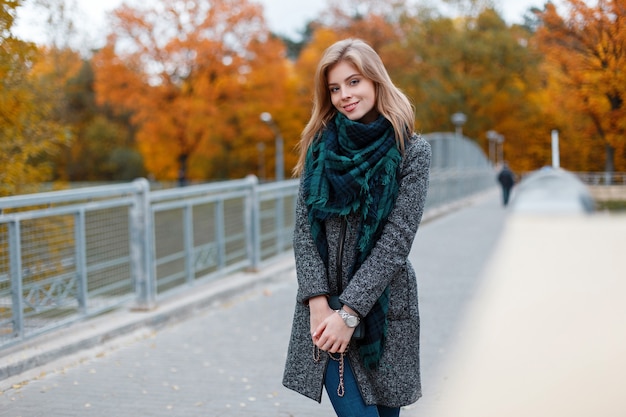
[426,205,626,417]
[0,190,507,417]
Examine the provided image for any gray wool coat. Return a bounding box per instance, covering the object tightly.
[282,135,431,407]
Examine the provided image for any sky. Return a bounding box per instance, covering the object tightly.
[13,0,547,48]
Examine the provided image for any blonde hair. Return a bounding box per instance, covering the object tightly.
[293,38,415,176]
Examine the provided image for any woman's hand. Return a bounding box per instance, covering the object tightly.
[309,296,354,353]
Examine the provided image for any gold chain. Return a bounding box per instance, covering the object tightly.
[313,345,348,397]
[328,352,345,397]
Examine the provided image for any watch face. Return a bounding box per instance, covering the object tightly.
[346,316,358,328]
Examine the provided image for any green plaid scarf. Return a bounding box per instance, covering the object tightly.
[303,113,402,369]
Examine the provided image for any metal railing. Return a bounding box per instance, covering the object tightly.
[423,132,496,209]
[0,176,298,349]
[0,134,497,350]
[573,172,626,185]
[425,168,495,210]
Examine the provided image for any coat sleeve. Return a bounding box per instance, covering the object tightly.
[339,136,431,316]
[292,177,330,304]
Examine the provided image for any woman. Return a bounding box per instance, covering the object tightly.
[283,38,431,417]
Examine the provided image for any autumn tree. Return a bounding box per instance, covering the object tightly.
[388,8,547,171]
[320,0,406,50]
[0,0,70,196]
[93,0,292,182]
[59,60,144,181]
[536,0,626,174]
[293,4,550,171]
[4,0,142,184]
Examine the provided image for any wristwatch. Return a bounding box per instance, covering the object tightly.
[337,308,360,328]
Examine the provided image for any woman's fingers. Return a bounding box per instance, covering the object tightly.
[312,313,354,353]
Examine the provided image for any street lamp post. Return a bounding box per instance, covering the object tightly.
[486,130,505,166]
[449,113,467,170]
[260,112,286,252]
[451,112,467,138]
[497,134,505,165]
[256,142,266,180]
[487,130,497,165]
[260,112,284,181]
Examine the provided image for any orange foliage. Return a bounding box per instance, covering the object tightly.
[93,0,292,181]
[536,0,626,171]
[320,0,403,51]
[19,0,623,184]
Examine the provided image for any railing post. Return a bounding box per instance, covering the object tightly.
[276,186,285,253]
[183,204,194,284]
[246,175,261,271]
[8,220,24,339]
[130,178,157,310]
[74,209,88,314]
[215,200,225,270]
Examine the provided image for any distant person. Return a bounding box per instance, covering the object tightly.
[282,39,431,417]
[497,163,516,206]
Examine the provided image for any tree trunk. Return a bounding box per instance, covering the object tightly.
[604,144,615,185]
[178,153,188,187]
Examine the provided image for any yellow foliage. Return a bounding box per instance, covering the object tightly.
[0,4,72,196]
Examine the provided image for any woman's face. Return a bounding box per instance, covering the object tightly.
[327,60,378,124]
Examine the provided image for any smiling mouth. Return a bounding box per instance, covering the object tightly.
[343,102,358,112]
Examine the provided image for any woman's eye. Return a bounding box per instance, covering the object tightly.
[330,86,339,93]
[350,78,360,86]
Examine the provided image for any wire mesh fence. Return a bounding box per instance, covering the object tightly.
[0,178,298,349]
[0,183,143,348]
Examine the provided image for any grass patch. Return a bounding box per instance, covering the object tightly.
[596,200,626,212]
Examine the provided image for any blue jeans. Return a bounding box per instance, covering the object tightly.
[325,354,400,417]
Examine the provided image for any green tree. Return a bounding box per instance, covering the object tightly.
[59,60,144,181]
